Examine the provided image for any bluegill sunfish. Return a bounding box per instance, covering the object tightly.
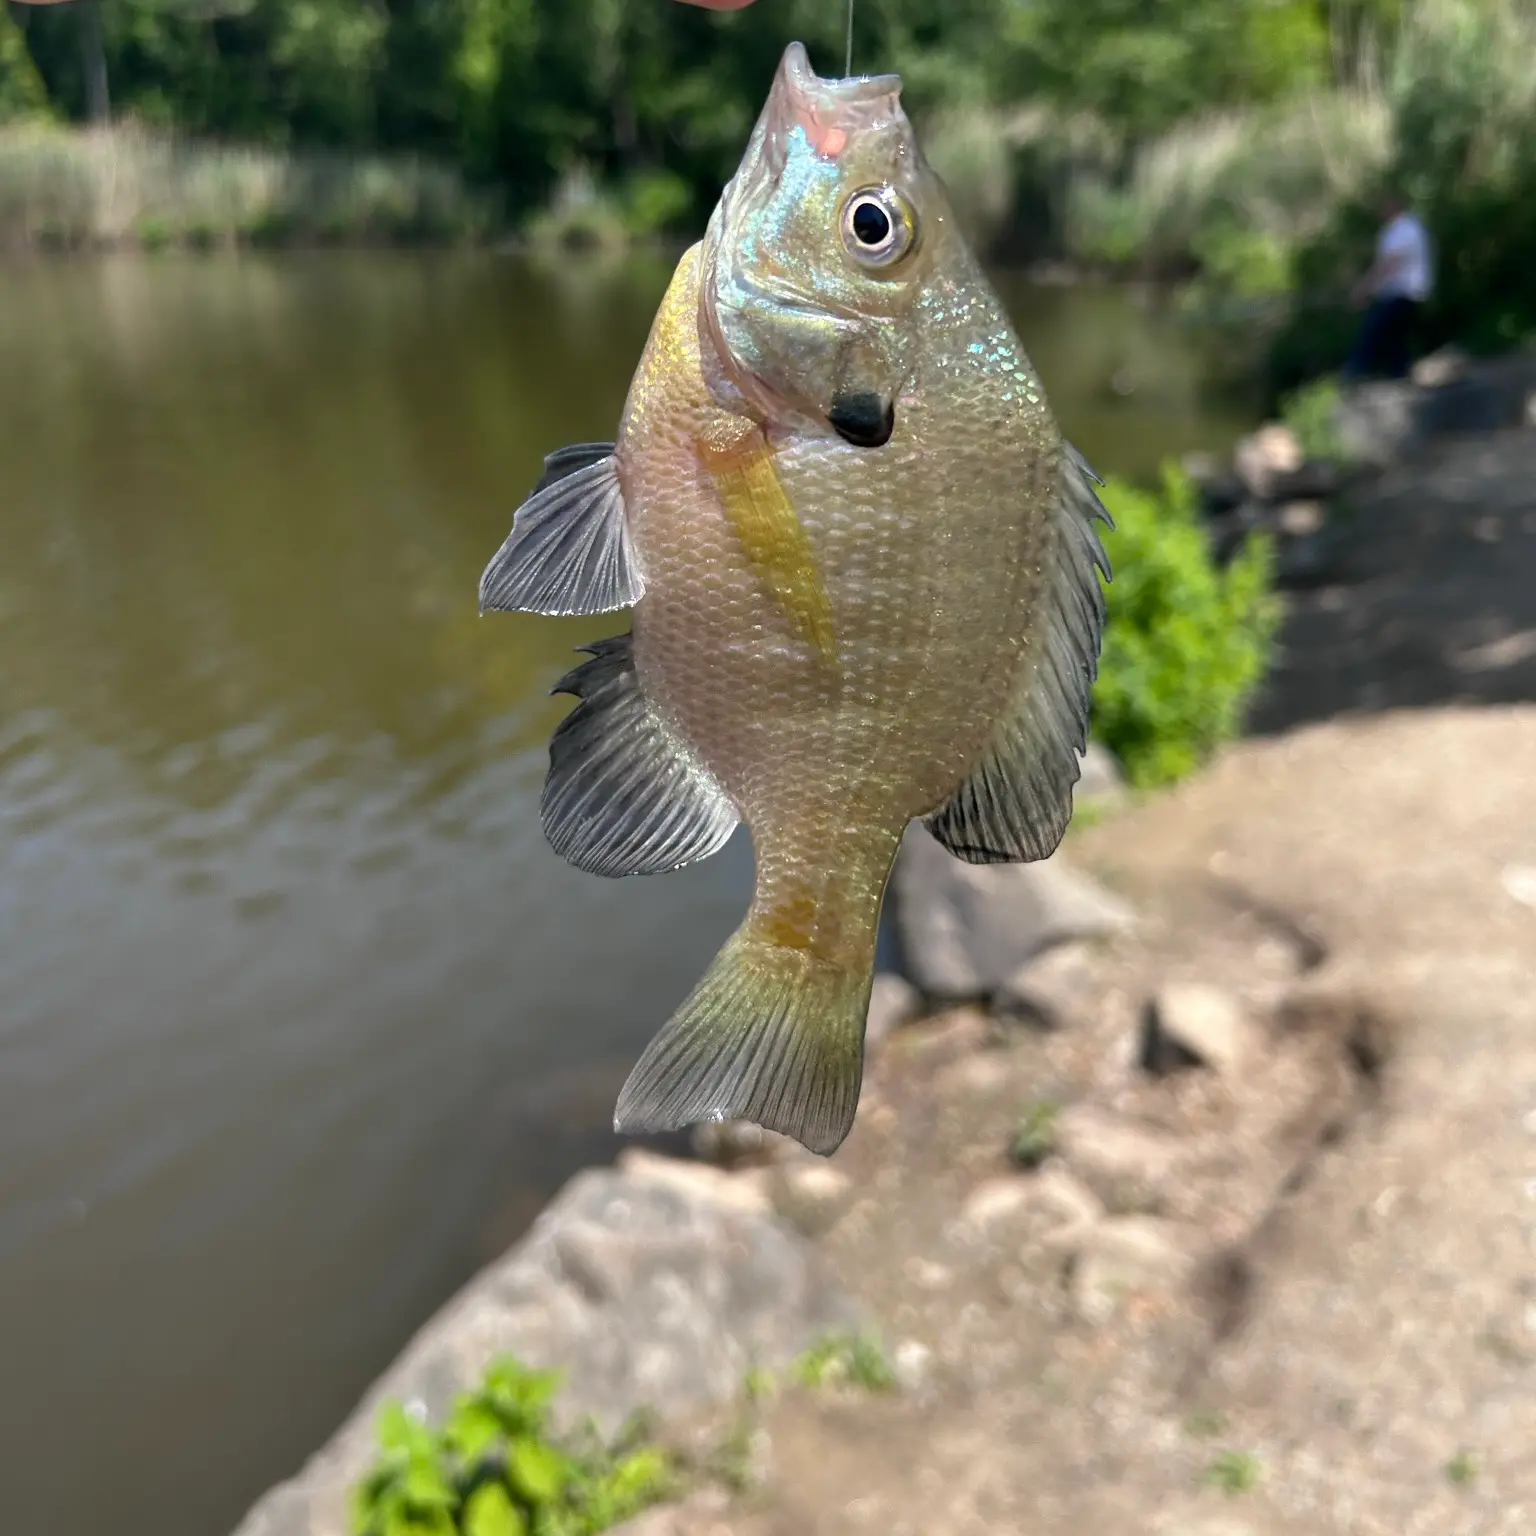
[480,42,1112,1156]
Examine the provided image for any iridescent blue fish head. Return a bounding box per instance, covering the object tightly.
[699,42,955,447]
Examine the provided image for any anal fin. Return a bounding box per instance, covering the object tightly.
[479,442,645,617]
[543,634,739,878]
[925,440,1114,864]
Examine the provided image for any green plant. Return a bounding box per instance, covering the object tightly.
[1183,1409,1227,1439]
[741,1366,776,1405]
[1202,1449,1262,1495]
[1445,1448,1481,1487]
[1279,376,1347,461]
[351,1357,676,1536]
[791,1332,896,1393]
[1091,462,1281,789]
[1010,1099,1060,1168]
[621,168,693,240]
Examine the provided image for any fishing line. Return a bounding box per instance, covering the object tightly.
[845,0,855,76]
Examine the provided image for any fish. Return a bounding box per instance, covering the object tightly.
[478,41,1112,1158]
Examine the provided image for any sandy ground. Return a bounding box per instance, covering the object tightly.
[652,428,1536,1536]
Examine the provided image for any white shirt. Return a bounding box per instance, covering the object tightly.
[1376,212,1433,302]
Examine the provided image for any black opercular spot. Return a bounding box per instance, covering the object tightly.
[829,392,895,449]
[851,200,892,247]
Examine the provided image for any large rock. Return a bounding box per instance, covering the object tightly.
[1075,740,1127,805]
[1234,423,1302,499]
[864,971,921,1051]
[1069,1216,1202,1323]
[232,1166,859,1536]
[1141,983,1262,1080]
[1335,352,1536,468]
[894,823,1134,999]
[1333,380,1420,468]
[995,941,1100,1031]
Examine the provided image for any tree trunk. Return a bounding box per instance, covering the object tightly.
[78,0,109,123]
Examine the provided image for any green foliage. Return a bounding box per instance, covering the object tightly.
[1279,377,1347,461]
[791,1332,897,1393]
[1271,0,1536,379]
[1092,464,1281,790]
[998,0,1330,145]
[0,120,489,250]
[1183,1409,1228,1439]
[0,0,1369,252]
[1445,1448,1481,1488]
[4,0,1529,359]
[1010,1099,1061,1169]
[621,169,692,241]
[351,1357,676,1536]
[0,9,50,126]
[1202,1449,1263,1495]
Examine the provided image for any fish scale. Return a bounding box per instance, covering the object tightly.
[478,42,1112,1156]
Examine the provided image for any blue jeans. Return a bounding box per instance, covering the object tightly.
[1344,295,1420,381]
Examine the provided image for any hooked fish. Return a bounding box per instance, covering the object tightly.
[479,42,1111,1157]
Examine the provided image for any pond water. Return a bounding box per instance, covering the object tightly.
[0,251,1258,1536]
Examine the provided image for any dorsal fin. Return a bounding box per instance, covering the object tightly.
[923,441,1113,864]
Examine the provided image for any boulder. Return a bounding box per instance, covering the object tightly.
[1267,462,1341,502]
[1410,345,1469,388]
[1273,499,1326,538]
[1070,1216,1202,1323]
[995,941,1100,1032]
[1057,1105,1181,1215]
[1500,864,1536,911]
[1333,379,1422,467]
[1183,450,1248,516]
[1076,740,1127,805]
[767,1161,855,1238]
[864,972,921,1051]
[690,1118,796,1169]
[1234,424,1302,499]
[894,824,1134,999]
[1140,984,1262,1080]
[231,1166,859,1536]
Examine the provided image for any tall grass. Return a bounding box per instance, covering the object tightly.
[1064,91,1390,288]
[0,121,495,251]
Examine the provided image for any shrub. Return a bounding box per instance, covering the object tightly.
[351,1356,676,1536]
[790,1333,896,1393]
[1278,375,1347,462]
[1091,463,1281,789]
[621,168,694,241]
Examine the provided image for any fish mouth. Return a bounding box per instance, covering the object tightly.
[828,391,895,448]
[780,40,901,101]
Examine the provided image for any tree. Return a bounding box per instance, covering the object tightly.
[1,3,53,121]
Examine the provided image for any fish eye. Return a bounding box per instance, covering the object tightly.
[840,187,914,269]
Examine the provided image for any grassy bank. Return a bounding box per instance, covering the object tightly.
[0,121,495,251]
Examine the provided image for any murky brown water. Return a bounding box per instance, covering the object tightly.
[0,251,1256,1536]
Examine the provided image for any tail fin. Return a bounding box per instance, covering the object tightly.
[613,927,874,1157]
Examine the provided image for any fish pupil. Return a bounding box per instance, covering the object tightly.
[851,200,891,247]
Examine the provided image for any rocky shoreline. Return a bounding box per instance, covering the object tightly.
[234,369,1536,1536]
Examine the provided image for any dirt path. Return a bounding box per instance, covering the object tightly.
[1252,428,1536,733]
[652,425,1536,1536]
[667,705,1535,1536]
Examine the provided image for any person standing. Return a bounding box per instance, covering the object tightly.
[1344,190,1434,381]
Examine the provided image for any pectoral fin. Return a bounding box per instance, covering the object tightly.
[479,444,645,617]
[542,633,740,878]
[924,442,1113,864]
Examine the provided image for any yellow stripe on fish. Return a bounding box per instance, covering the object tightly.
[699,423,838,666]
